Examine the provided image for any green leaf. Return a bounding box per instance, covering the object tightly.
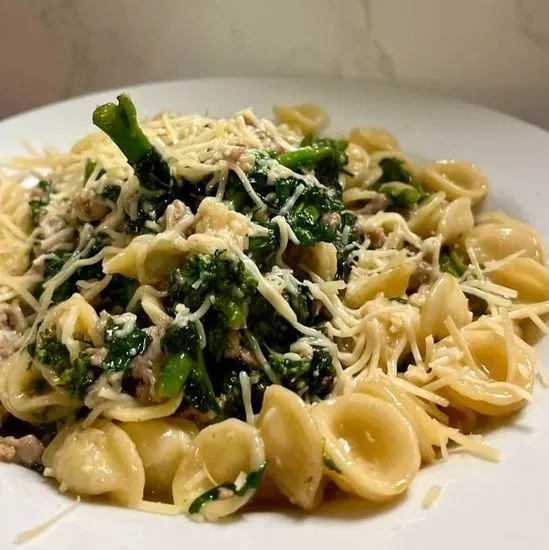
[188,463,266,515]
[323,453,342,474]
[439,247,467,278]
[102,320,151,372]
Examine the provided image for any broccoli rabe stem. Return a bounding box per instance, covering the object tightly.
[93,94,171,191]
[92,94,151,165]
[155,352,194,399]
[277,146,334,170]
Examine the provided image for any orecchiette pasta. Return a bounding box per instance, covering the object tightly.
[120,418,197,500]
[257,385,324,509]
[273,104,327,135]
[465,214,547,265]
[420,273,472,341]
[42,420,145,506]
[434,325,535,416]
[348,127,400,154]
[311,394,421,500]
[172,419,265,520]
[422,160,489,205]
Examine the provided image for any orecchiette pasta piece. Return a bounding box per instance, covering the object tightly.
[421,160,489,205]
[40,294,102,360]
[407,192,446,237]
[0,351,79,423]
[465,216,547,265]
[273,104,327,135]
[120,418,198,501]
[348,127,400,154]
[438,327,535,416]
[104,232,188,285]
[420,274,472,341]
[436,197,474,244]
[345,262,416,308]
[311,394,420,501]
[343,143,370,188]
[489,257,549,303]
[408,193,473,244]
[354,376,440,463]
[172,419,265,520]
[102,395,183,422]
[42,419,145,506]
[257,385,324,509]
[301,242,338,281]
[194,197,251,250]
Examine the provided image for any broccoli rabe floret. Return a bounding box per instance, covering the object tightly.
[284,184,343,246]
[41,233,111,304]
[278,134,348,190]
[372,157,427,207]
[168,251,257,360]
[31,329,95,399]
[213,362,270,420]
[247,223,280,269]
[269,348,335,399]
[102,318,151,372]
[170,251,256,321]
[29,180,52,227]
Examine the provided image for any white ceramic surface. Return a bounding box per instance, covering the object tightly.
[1,0,549,129]
[1,78,549,550]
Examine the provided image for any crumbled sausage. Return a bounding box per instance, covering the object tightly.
[321,213,341,229]
[365,227,386,249]
[130,326,164,401]
[408,260,433,291]
[0,435,44,467]
[361,195,390,215]
[72,188,108,222]
[224,331,241,359]
[86,347,108,367]
[240,348,259,367]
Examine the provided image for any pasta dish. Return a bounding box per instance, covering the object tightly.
[0,95,547,521]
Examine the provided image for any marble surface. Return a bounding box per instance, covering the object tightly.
[0,0,548,128]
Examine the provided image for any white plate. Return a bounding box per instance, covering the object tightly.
[1,77,549,550]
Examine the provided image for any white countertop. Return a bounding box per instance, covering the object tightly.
[1,0,548,129]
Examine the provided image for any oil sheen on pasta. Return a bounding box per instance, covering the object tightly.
[0,95,547,521]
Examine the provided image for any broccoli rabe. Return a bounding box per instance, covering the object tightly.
[84,159,106,182]
[439,247,467,278]
[42,233,111,304]
[333,211,359,279]
[213,362,270,420]
[102,318,151,372]
[188,464,266,515]
[29,180,52,227]
[93,94,171,191]
[31,329,95,399]
[278,134,348,190]
[372,157,427,207]
[168,251,257,360]
[247,223,280,269]
[284,184,343,246]
[158,322,220,413]
[93,94,176,233]
[268,348,335,399]
[101,274,138,309]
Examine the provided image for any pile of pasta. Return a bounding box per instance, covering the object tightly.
[0,97,548,523]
